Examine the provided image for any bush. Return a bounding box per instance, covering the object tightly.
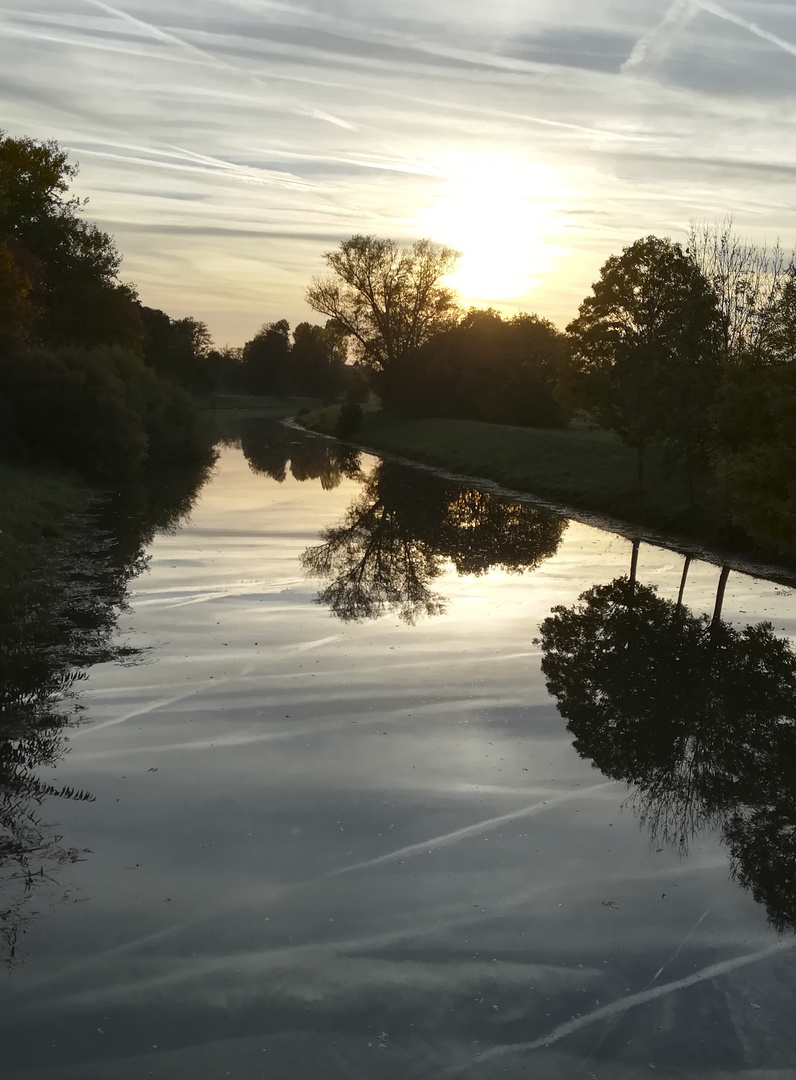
[336,401,362,440]
[0,345,207,480]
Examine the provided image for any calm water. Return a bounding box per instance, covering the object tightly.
[2,420,796,1079]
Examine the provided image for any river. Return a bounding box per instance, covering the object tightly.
[1,418,796,1079]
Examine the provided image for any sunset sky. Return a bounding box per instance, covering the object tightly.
[2,0,795,345]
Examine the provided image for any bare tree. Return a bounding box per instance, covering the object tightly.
[688,217,791,358]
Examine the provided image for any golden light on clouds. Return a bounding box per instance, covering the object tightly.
[414,151,569,308]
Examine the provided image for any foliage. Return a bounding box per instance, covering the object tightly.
[392,307,570,426]
[711,362,796,553]
[302,461,565,622]
[305,234,461,392]
[0,346,207,479]
[0,130,139,350]
[539,575,796,931]
[0,131,212,485]
[140,306,213,392]
[567,236,725,490]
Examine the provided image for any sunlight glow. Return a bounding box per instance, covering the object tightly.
[413,151,570,308]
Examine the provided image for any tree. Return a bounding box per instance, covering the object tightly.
[0,131,138,350]
[688,218,790,360]
[567,236,725,491]
[140,307,213,392]
[241,319,292,394]
[301,461,565,622]
[539,575,796,931]
[710,362,796,554]
[291,320,346,398]
[393,307,571,425]
[305,235,461,399]
[0,241,36,350]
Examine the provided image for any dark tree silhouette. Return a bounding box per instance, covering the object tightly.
[567,236,725,492]
[0,455,215,965]
[539,575,796,930]
[302,461,565,623]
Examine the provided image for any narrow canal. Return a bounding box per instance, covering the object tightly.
[2,419,795,1079]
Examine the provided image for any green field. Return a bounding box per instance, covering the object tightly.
[299,406,744,547]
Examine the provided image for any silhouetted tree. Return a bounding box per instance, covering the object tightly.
[241,319,292,394]
[568,236,725,491]
[302,461,565,622]
[306,235,461,402]
[393,308,570,426]
[539,575,796,930]
[0,453,215,964]
[291,320,346,398]
[140,307,213,392]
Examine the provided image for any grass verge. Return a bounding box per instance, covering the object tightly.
[0,463,85,590]
[299,406,751,552]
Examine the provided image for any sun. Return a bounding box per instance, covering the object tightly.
[412,151,568,307]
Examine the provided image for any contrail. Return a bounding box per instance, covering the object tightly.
[83,0,233,69]
[321,782,615,881]
[697,0,796,60]
[81,0,358,129]
[623,0,796,74]
[453,938,795,1071]
[622,0,697,73]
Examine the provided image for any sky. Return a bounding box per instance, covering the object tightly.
[1,0,795,346]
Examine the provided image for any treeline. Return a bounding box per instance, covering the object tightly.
[0,131,219,481]
[211,318,351,400]
[304,232,796,556]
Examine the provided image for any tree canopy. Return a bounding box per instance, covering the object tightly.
[305,234,461,388]
[567,236,725,489]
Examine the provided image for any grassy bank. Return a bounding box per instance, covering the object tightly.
[0,463,85,589]
[300,406,751,551]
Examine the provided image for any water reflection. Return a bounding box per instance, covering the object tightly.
[0,458,215,965]
[302,460,566,622]
[539,567,796,933]
[225,417,362,490]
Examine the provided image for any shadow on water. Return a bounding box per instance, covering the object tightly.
[301,459,567,623]
[0,454,216,966]
[538,555,796,934]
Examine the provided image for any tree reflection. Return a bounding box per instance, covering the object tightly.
[0,454,215,965]
[302,462,566,622]
[235,419,362,490]
[539,574,796,932]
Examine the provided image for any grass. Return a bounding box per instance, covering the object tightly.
[299,406,746,549]
[0,462,85,589]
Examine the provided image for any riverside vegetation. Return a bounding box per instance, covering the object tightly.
[3,131,796,577]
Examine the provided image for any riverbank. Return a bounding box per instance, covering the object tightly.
[0,462,85,590]
[298,405,775,565]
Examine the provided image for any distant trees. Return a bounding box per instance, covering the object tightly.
[306,235,461,402]
[567,236,725,492]
[221,318,346,398]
